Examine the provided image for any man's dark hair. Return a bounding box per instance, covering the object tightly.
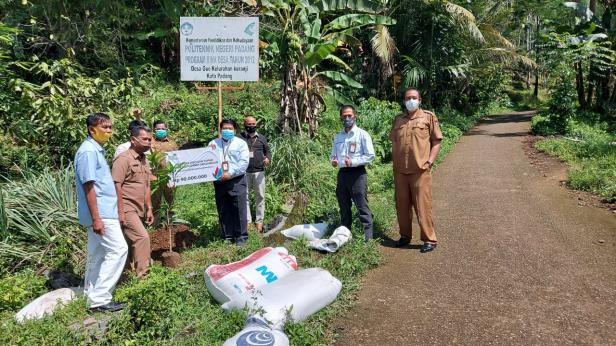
[128,120,146,131]
[129,125,151,138]
[403,88,422,99]
[220,118,237,129]
[153,120,166,128]
[86,113,111,128]
[86,113,111,135]
[340,105,356,116]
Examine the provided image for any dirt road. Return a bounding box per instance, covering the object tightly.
[334,112,616,345]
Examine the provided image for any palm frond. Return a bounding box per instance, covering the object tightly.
[401,55,428,88]
[444,1,485,43]
[480,24,514,49]
[371,24,397,65]
[473,47,538,70]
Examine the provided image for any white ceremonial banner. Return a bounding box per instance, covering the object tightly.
[180,16,259,81]
[165,148,221,186]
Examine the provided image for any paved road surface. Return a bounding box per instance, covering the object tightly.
[334,112,616,345]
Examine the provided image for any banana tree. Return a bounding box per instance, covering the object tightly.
[259,0,395,136]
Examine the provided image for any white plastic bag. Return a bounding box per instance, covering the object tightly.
[15,287,83,323]
[281,223,328,241]
[308,226,352,253]
[222,268,342,326]
[223,316,289,346]
[204,247,298,304]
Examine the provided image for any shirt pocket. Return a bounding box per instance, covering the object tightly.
[412,122,430,139]
[130,164,147,182]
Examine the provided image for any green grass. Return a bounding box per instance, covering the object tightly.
[506,86,549,111]
[534,118,616,202]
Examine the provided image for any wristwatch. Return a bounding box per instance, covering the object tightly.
[426,160,433,168]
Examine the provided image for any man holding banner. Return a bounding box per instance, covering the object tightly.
[208,119,250,246]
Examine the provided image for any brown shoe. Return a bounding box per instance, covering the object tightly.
[255,223,263,233]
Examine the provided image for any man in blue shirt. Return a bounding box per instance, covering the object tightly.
[208,119,250,246]
[330,105,376,240]
[74,113,128,312]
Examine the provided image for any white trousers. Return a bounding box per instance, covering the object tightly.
[246,171,266,224]
[84,219,128,308]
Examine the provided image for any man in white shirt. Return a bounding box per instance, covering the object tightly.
[208,119,250,246]
[330,105,376,241]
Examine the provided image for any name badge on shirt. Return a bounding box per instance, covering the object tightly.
[249,151,254,159]
[222,161,229,172]
[349,142,357,153]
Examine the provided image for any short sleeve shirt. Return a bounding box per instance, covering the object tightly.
[151,138,178,153]
[112,148,151,217]
[74,137,118,227]
[389,109,443,174]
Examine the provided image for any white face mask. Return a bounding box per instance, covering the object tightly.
[405,99,420,112]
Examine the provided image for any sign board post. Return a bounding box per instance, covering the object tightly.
[180,16,259,134]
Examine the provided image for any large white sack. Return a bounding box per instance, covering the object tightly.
[222,268,342,326]
[281,223,328,240]
[223,316,289,346]
[15,287,83,323]
[308,226,352,253]
[204,247,298,304]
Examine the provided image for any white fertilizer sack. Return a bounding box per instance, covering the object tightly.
[205,247,298,304]
[223,316,289,346]
[281,223,328,241]
[222,268,342,326]
[15,287,83,323]
[308,226,352,253]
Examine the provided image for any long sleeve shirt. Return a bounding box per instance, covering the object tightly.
[208,136,249,178]
[330,126,375,168]
[240,132,272,173]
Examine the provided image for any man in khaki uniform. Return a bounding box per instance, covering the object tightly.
[112,125,154,278]
[150,120,178,224]
[390,88,442,253]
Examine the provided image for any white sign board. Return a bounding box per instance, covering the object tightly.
[165,148,221,186]
[180,17,259,81]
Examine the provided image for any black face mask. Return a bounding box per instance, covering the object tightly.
[245,125,257,133]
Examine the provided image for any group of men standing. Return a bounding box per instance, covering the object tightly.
[73,87,442,312]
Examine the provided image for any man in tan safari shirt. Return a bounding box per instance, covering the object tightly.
[112,125,154,278]
[151,120,178,224]
[390,88,442,253]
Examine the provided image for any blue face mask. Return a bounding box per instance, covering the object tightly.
[221,129,235,140]
[154,129,168,139]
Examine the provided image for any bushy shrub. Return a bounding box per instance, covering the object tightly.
[109,267,188,340]
[0,269,47,312]
[531,113,562,136]
[356,97,401,162]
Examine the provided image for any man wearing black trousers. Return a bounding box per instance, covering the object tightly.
[208,119,250,246]
[330,105,376,241]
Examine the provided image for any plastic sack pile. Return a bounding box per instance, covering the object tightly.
[282,223,353,253]
[204,246,342,345]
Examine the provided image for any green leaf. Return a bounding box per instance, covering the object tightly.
[324,14,395,33]
[317,71,362,89]
[304,43,336,67]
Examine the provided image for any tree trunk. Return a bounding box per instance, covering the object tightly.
[533,16,540,98]
[576,62,587,108]
[589,0,597,14]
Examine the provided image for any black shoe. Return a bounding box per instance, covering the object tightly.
[88,301,126,313]
[420,243,437,253]
[394,237,411,247]
[235,238,247,247]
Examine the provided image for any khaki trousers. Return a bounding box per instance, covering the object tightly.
[394,171,437,244]
[123,211,151,278]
